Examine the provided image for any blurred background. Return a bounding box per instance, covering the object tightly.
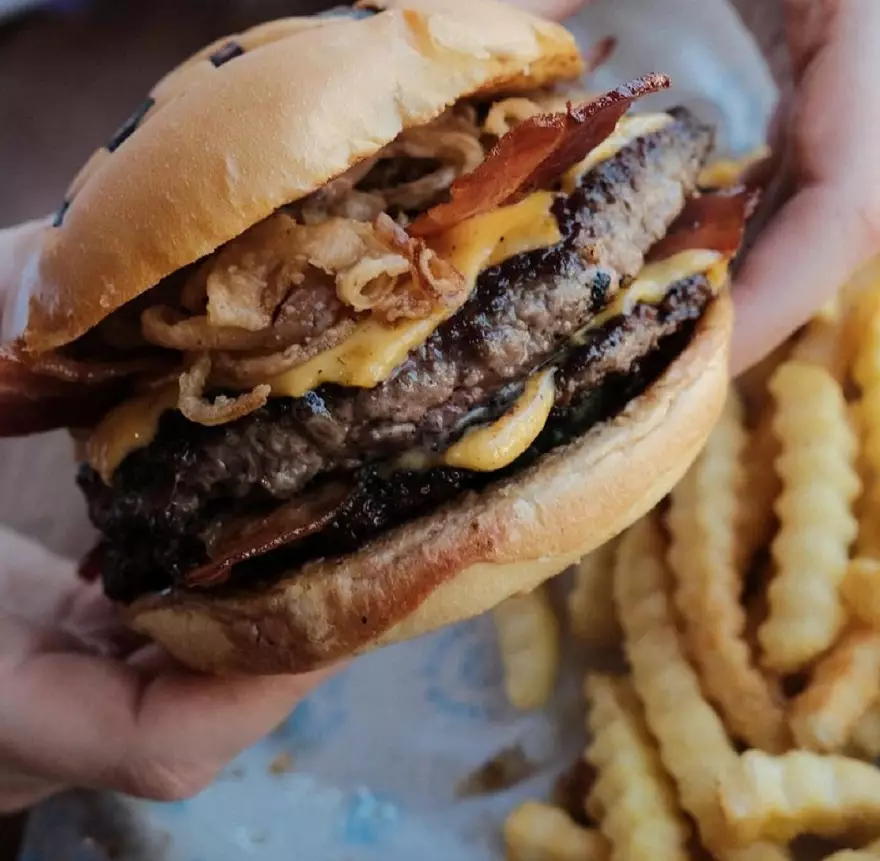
[0,0,331,227]
[1,5,334,855]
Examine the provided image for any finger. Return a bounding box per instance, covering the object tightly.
[781,0,837,80]
[502,0,588,22]
[0,770,65,814]
[1,631,333,800]
[0,526,137,655]
[731,180,880,374]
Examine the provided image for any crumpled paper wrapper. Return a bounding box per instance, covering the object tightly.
[12,1,776,857]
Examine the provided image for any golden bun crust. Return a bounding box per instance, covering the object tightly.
[130,292,732,675]
[12,0,581,353]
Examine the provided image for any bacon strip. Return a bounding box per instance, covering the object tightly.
[184,480,353,587]
[410,74,670,237]
[646,187,759,263]
[0,350,124,436]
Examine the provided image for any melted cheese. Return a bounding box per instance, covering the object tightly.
[85,194,562,478]
[86,384,179,482]
[442,368,556,472]
[562,113,673,193]
[698,144,770,189]
[588,249,726,331]
[269,192,561,398]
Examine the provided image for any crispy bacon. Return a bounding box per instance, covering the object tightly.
[410,74,670,237]
[28,350,174,385]
[0,349,124,436]
[184,480,353,587]
[647,187,759,262]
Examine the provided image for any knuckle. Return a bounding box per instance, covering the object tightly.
[116,758,216,802]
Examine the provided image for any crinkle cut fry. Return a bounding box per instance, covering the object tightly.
[568,539,620,647]
[737,406,781,573]
[789,626,880,752]
[718,749,880,844]
[853,302,880,554]
[503,801,610,861]
[849,700,880,760]
[584,673,690,861]
[667,392,788,752]
[759,361,860,673]
[493,585,560,711]
[612,515,790,861]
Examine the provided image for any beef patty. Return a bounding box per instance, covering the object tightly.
[79,109,714,601]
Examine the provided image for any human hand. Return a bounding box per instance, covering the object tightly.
[508,0,880,375]
[0,526,329,813]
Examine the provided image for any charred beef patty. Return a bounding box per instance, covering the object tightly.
[80,109,714,601]
[84,276,714,602]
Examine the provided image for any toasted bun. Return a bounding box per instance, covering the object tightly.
[130,292,732,675]
[10,0,581,353]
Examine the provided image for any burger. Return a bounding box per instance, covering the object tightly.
[0,0,753,673]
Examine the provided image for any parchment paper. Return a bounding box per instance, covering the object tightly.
[12,2,776,857]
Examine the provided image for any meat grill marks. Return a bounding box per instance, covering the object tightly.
[80,109,715,601]
[85,274,714,602]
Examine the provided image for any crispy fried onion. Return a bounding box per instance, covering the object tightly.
[178,354,269,426]
[411,74,670,237]
[0,348,126,437]
[141,305,310,352]
[379,123,485,211]
[210,319,357,386]
[647,187,759,263]
[296,156,386,225]
[26,350,171,384]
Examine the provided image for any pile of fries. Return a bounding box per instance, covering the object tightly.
[492,256,880,861]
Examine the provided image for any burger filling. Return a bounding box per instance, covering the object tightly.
[49,82,751,602]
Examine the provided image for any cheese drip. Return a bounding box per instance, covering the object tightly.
[439,250,729,472]
[86,384,179,483]
[85,194,561,480]
[561,113,672,193]
[268,192,561,398]
[589,249,726,329]
[442,368,557,472]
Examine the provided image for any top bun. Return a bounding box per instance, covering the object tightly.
[10,0,582,353]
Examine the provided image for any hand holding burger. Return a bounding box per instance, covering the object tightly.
[1,0,877,812]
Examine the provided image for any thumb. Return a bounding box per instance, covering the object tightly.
[731,180,880,374]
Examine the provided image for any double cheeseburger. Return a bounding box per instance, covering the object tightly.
[0,0,754,673]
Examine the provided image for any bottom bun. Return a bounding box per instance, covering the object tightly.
[130,293,733,675]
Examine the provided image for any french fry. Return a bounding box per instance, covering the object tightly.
[503,801,611,861]
[843,558,880,629]
[718,749,880,844]
[613,516,788,861]
[790,300,846,381]
[789,627,880,752]
[821,851,880,861]
[736,339,793,423]
[697,144,771,189]
[668,394,788,752]
[738,409,781,573]
[494,586,560,711]
[849,700,880,761]
[759,362,860,672]
[854,298,880,556]
[584,674,690,861]
[568,539,621,647]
